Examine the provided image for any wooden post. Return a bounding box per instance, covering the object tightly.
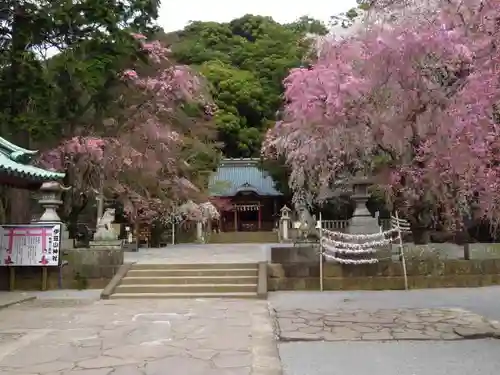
[463,243,470,260]
[234,209,238,232]
[41,267,48,291]
[8,267,15,291]
[134,221,140,248]
[171,217,175,245]
[395,212,408,291]
[319,212,324,292]
[258,204,262,230]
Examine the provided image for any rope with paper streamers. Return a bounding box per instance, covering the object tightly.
[321,228,396,264]
[319,213,411,265]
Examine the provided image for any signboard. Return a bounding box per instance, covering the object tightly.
[0,223,62,266]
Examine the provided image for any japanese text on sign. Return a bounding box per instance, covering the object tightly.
[0,223,62,266]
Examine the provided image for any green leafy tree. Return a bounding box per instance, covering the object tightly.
[0,0,160,222]
[286,16,329,35]
[171,14,316,157]
[200,60,267,156]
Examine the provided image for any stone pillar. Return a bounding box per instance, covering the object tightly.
[348,175,379,235]
[196,221,203,243]
[280,205,292,242]
[339,175,381,263]
[36,181,73,250]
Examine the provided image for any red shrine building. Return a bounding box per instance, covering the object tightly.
[209,158,283,232]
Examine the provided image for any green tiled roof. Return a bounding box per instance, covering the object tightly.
[0,137,65,182]
[209,158,282,197]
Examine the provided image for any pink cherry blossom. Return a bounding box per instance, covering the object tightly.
[40,36,217,222]
[263,0,500,228]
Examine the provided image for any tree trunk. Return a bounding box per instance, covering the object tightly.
[7,188,31,224]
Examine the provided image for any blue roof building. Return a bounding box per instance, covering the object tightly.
[208,158,283,232]
[209,158,282,197]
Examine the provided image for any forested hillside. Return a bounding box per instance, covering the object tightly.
[168,14,328,158]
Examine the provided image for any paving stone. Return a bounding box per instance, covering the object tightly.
[454,326,500,338]
[77,356,139,369]
[392,329,433,340]
[144,356,211,374]
[63,369,114,375]
[212,351,252,368]
[331,327,362,340]
[0,298,280,375]
[13,361,74,373]
[361,331,394,341]
[274,307,500,343]
[110,365,145,375]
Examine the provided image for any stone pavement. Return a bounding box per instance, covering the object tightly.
[274,308,500,342]
[0,292,35,310]
[0,298,281,375]
[125,243,272,264]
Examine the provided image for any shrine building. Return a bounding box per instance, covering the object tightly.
[0,137,65,189]
[209,158,283,232]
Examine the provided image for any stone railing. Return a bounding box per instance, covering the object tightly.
[320,219,392,232]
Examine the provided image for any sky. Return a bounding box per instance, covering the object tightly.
[158,0,360,32]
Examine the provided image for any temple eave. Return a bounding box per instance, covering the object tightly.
[0,173,46,190]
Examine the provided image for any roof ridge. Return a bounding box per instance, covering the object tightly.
[208,158,282,197]
[0,136,38,163]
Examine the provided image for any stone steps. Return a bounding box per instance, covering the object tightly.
[115,283,257,294]
[110,292,258,299]
[126,268,258,277]
[110,262,260,299]
[131,263,258,270]
[121,275,258,285]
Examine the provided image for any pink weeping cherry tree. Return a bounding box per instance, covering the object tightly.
[262,0,500,230]
[40,34,218,223]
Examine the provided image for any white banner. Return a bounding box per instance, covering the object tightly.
[0,223,62,266]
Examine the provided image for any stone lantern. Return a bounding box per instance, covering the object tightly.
[36,181,73,249]
[37,181,70,223]
[348,174,379,235]
[279,205,292,241]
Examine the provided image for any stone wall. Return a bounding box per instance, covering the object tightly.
[0,248,124,290]
[271,243,500,262]
[268,259,500,291]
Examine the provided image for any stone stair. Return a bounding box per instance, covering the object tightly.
[110,262,259,299]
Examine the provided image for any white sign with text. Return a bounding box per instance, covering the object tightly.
[0,223,62,266]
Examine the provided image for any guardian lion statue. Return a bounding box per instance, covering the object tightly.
[94,208,118,241]
[97,208,115,230]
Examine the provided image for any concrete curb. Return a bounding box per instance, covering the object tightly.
[0,295,36,310]
[100,263,133,299]
[250,303,283,375]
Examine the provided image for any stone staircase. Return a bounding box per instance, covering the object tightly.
[110,262,260,299]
